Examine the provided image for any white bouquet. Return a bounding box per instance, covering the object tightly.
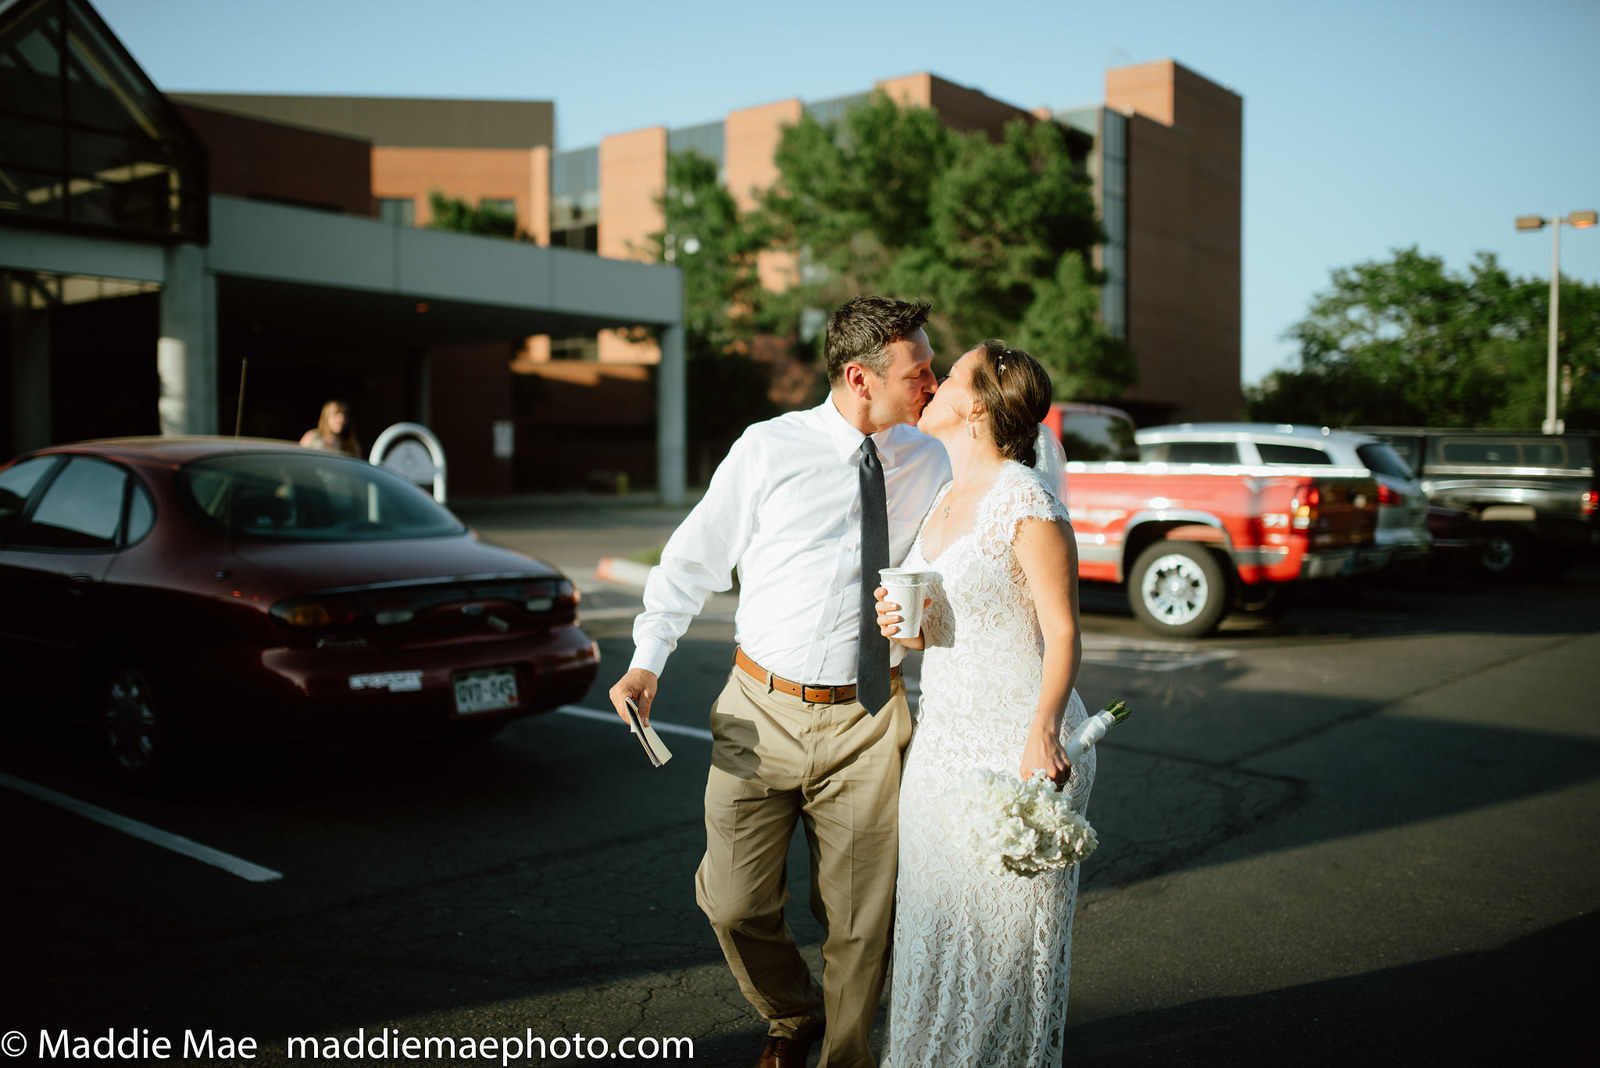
[942,767,1097,877]
[941,698,1128,878]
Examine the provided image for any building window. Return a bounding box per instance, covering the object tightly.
[480,197,517,219]
[667,121,725,172]
[377,197,414,226]
[1098,109,1127,340]
[550,146,599,252]
[804,92,870,127]
[1057,107,1127,341]
[549,336,598,362]
[0,0,208,243]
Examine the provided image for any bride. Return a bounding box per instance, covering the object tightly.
[876,340,1095,1067]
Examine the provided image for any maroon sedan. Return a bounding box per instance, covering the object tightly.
[0,438,600,788]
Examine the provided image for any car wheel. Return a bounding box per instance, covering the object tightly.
[1129,541,1230,638]
[103,663,187,790]
[1479,524,1536,581]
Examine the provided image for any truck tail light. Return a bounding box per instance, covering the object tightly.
[1291,487,1320,529]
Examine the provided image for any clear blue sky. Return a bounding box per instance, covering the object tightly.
[94,0,1600,386]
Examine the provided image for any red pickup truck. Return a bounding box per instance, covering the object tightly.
[1052,405,1384,636]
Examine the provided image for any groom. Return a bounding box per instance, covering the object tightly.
[610,295,949,1067]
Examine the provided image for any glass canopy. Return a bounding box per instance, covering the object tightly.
[0,0,207,242]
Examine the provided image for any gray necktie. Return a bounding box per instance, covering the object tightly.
[857,437,890,714]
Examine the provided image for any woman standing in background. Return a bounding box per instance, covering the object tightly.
[299,399,360,457]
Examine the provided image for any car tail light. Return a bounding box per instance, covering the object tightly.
[1376,483,1404,506]
[363,590,421,626]
[1584,488,1598,517]
[272,594,369,631]
[1291,487,1320,530]
[519,579,578,614]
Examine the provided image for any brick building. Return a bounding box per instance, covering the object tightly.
[180,58,1243,443]
[4,1,1238,498]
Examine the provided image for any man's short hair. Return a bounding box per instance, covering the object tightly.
[823,296,932,383]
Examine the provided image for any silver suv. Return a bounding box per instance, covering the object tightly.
[1136,423,1433,564]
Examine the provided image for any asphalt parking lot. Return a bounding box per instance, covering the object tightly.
[1,500,1595,1066]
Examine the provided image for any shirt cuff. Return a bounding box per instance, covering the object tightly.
[629,639,674,679]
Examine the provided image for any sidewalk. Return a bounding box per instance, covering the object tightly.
[453,496,696,589]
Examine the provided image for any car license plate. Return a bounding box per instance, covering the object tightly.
[453,668,518,715]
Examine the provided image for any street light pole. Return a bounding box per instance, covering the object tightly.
[1547,219,1561,434]
[1516,210,1597,435]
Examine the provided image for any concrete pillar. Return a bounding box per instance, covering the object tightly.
[7,274,52,454]
[411,349,433,428]
[656,323,686,505]
[157,243,218,436]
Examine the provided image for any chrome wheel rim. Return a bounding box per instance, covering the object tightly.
[105,668,157,773]
[1481,535,1515,573]
[1141,553,1210,626]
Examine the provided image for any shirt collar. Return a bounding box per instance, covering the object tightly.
[819,396,902,466]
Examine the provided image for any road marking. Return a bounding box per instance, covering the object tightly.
[1080,635,1239,672]
[579,606,736,624]
[578,605,648,621]
[0,773,283,883]
[558,705,715,741]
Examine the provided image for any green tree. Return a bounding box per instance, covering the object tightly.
[646,150,776,452]
[424,191,519,239]
[1249,247,1600,428]
[758,93,1133,399]
[1014,251,1136,401]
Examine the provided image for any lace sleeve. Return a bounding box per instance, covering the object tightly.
[976,463,1071,560]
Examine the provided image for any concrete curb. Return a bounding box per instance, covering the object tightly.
[595,557,654,588]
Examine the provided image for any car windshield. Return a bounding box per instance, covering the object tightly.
[1059,411,1139,461]
[180,453,464,541]
[1355,442,1416,480]
[1381,437,1423,471]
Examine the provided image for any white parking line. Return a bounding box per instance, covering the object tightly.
[0,773,283,883]
[558,705,715,741]
[1080,635,1239,672]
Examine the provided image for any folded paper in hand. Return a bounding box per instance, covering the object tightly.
[625,699,672,767]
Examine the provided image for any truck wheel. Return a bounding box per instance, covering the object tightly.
[1129,541,1230,637]
[1479,524,1535,581]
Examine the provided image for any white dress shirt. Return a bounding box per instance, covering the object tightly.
[631,396,950,685]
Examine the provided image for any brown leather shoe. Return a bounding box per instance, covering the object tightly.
[757,1021,823,1068]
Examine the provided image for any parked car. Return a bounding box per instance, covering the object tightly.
[0,438,600,788]
[1064,455,1381,637]
[1045,402,1140,462]
[1424,503,1487,572]
[1350,426,1599,579]
[1136,423,1433,566]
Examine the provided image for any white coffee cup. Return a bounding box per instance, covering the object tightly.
[879,567,930,638]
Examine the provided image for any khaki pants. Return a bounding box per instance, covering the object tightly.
[695,665,912,1068]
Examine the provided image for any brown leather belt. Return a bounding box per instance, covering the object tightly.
[734,647,900,705]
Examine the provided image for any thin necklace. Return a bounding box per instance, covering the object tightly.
[942,461,1003,520]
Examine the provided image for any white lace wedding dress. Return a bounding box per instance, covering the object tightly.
[884,460,1096,1068]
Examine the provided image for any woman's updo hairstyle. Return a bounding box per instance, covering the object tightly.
[968,339,1052,467]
